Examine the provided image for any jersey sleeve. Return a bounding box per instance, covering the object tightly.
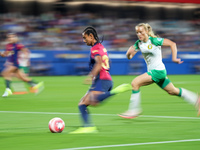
[5,44,10,51]
[91,47,100,58]
[150,37,164,46]
[133,40,140,51]
[17,43,25,50]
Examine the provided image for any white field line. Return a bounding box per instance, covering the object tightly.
[0,111,200,120]
[173,81,200,84]
[56,139,200,150]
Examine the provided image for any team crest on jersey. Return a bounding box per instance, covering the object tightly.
[148,44,153,49]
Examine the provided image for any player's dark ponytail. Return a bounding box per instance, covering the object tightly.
[83,27,104,43]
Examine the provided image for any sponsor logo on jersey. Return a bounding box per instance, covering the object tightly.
[92,50,99,53]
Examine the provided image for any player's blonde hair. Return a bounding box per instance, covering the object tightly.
[135,23,158,38]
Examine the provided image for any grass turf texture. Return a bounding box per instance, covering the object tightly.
[0,75,200,150]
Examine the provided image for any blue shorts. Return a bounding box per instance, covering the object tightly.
[89,79,113,92]
[13,63,19,68]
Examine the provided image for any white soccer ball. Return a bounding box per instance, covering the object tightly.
[49,117,65,133]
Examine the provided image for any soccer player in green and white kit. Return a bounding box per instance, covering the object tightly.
[118,23,200,119]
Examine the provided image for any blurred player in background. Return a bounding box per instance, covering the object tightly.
[118,23,200,119]
[11,46,31,94]
[70,27,131,134]
[18,47,30,76]
[0,33,44,97]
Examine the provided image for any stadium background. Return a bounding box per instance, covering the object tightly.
[0,0,200,75]
[0,1,200,150]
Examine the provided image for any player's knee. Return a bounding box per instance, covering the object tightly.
[89,93,99,106]
[78,102,88,106]
[78,98,90,106]
[131,81,139,90]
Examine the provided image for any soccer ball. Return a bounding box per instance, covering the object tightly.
[49,117,65,133]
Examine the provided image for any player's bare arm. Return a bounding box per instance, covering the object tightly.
[84,55,102,84]
[89,55,102,77]
[0,51,10,57]
[162,38,183,64]
[126,45,137,59]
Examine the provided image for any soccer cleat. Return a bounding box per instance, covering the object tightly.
[118,110,142,119]
[110,83,132,95]
[32,81,44,95]
[32,81,44,90]
[29,87,38,93]
[2,88,13,97]
[69,126,98,134]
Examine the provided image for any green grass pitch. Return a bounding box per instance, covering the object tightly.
[0,75,200,150]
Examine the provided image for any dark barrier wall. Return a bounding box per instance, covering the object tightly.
[0,50,200,75]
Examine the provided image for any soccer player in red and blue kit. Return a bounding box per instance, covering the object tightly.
[0,33,44,97]
[70,27,131,134]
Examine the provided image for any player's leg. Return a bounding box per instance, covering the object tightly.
[163,82,199,114]
[75,80,104,130]
[11,67,29,95]
[118,73,154,119]
[70,91,100,134]
[109,83,132,95]
[1,66,17,97]
[70,80,114,133]
[89,80,131,106]
[16,69,35,84]
[16,70,44,94]
[80,91,103,125]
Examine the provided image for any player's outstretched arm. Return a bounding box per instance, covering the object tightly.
[162,38,183,64]
[126,45,137,60]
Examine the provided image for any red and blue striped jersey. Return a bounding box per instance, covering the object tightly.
[89,43,112,80]
[5,43,25,65]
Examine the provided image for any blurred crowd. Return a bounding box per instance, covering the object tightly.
[0,11,199,52]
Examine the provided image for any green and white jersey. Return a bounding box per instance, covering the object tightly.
[134,36,165,72]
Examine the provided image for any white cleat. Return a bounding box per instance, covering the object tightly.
[2,88,13,97]
[118,110,142,119]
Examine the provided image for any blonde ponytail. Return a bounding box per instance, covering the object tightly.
[135,23,158,38]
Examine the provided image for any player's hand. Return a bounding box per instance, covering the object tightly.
[0,52,6,57]
[83,76,93,85]
[127,53,133,59]
[126,46,136,59]
[172,58,184,64]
